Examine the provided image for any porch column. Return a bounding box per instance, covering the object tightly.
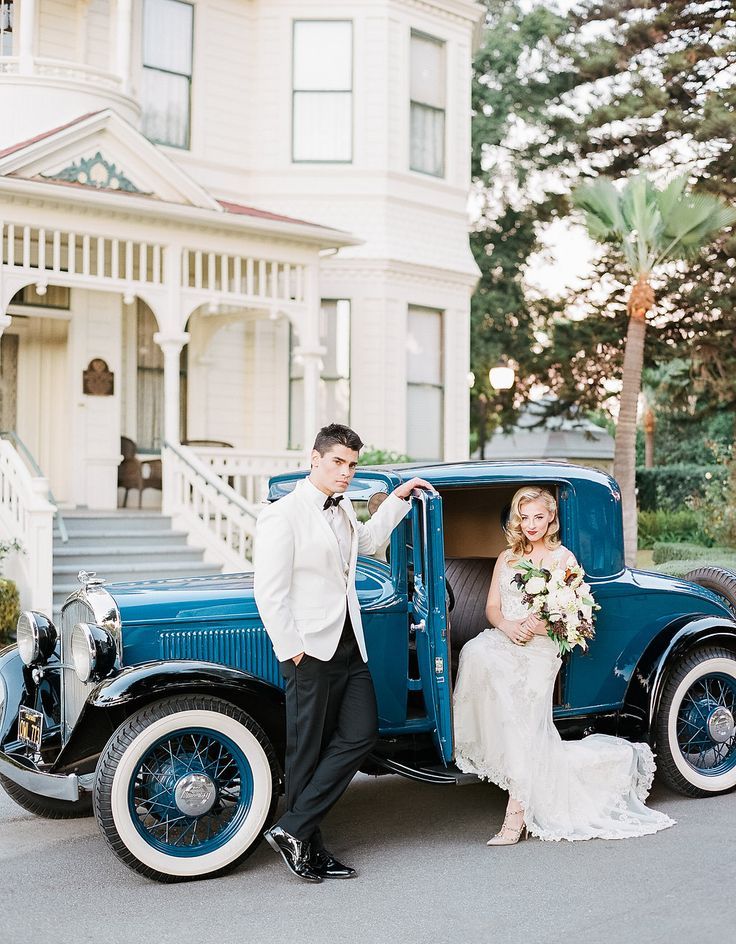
[115,0,132,93]
[296,347,325,456]
[18,0,36,75]
[0,314,11,339]
[153,331,189,445]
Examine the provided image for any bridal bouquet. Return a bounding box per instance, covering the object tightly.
[512,558,599,655]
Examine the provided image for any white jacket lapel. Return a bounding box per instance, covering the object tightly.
[294,479,346,579]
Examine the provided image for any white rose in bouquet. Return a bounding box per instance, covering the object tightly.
[525,576,547,595]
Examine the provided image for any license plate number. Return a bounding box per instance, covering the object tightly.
[18,707,43,751]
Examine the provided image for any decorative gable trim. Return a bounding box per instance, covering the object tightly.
[0,109,222,211]
[42,151,145,194]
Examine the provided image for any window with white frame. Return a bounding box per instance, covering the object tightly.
[410,31,446,177]
[0,2,14,56]
[292,20,352,163]
[407,305,443,460]
[289,300,351,450]
[141,0,193,149]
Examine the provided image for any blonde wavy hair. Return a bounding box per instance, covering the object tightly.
[505,486,560,558]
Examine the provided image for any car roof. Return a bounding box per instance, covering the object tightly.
[361,460,617,490]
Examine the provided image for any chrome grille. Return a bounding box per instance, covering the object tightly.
[60,598,95,743]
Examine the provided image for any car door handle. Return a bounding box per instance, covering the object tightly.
[410,620,426,632]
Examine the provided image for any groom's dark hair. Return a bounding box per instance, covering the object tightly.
[313,424,364,455]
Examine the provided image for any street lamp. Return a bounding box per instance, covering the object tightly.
[489,364,515,392]
[478,361,516,460]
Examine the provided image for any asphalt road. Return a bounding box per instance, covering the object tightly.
[0,773,732,944]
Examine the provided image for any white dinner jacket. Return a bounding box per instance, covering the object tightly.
[254,478,411,663]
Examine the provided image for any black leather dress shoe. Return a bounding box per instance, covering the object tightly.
[311,847,357,879]
[263,826,322,883]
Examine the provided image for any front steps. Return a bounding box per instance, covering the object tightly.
[53,511,224,618]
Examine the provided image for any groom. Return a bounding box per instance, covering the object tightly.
[255,423,434,882]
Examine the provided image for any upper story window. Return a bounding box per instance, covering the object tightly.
[407,305,444,460]
[0,2,14,57]
[141,0,193,149]
[410,31,446,177]
[292,20,352,163]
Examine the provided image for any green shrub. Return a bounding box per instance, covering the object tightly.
[0,577,19,646]
[636,464,726,512]
[652,542,734,565]
[637,509,708,549]
[694,447,736,547]
[655,556,736,579]
[359,447,411,466]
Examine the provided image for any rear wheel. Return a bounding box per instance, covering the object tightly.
[94,695,279,882]
[655,646,736,797]
[0,775,93,819]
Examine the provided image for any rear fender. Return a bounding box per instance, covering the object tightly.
[622,616,736,739]
[51,660,286,776]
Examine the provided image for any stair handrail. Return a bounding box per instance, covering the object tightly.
[162,440,262,569]
[0,430,68,543]
[0,436,55,613]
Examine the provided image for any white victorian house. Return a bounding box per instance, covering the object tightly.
[0,0,482,613]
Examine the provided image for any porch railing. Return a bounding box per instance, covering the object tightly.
[1,430,67,542]
[190,446,304,505]
[162,441,263,571]
[0,437,55,613]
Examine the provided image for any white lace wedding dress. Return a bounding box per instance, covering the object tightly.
[453,547,675,841]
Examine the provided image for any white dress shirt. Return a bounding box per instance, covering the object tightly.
[304,477,351,581]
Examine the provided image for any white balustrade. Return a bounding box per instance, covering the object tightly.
[162,442,262,571]
[182,248,306,307]
[0,439,54,614]
[33,58,123,91]
[190,447,304,505]
[0,222,166,291]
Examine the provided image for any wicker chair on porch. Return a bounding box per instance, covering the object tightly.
[118,436,163,508]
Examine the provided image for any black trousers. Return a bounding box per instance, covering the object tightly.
[277,617,379,844]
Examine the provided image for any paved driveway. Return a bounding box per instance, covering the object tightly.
[0,773,731,944]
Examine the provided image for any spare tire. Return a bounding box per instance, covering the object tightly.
[684,565,736,617]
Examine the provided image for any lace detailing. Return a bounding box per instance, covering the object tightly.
[452,549,675,843]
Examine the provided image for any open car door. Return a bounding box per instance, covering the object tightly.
[410,490,453,763]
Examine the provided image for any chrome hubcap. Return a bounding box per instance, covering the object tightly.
[707,706,735,744]
[174,773,217,816]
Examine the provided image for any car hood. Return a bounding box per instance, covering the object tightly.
[106,572,259,626]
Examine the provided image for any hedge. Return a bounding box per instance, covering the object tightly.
[652,542,735,565]
[655,556,736,579]
[637,509,707,549]
[636,464,726,512]
[0,577,19,647]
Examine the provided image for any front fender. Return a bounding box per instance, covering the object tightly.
[622,616,736,739]
[51,660,287,776]
[0,644,27,745]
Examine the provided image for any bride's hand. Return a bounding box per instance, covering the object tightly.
[521,614,546,635]
[503,621,534,645]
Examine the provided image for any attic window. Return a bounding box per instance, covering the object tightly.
[0,2,13,57]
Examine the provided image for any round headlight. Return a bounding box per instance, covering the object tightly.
[71,622,116,682]
[16,611,57,666]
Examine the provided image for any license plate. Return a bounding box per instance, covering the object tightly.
[18,706,43,752]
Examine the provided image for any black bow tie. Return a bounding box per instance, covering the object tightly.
[323,495,344,510]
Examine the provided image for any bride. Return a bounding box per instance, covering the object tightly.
[453,485,675,845]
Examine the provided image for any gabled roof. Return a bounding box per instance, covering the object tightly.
[0,110,358,245]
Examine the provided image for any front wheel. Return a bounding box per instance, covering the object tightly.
[655,646,736,797]
[94,695,279,882]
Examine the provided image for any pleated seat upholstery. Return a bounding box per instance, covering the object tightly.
[444,558,495,677]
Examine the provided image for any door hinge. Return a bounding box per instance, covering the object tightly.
[435,657,444,675]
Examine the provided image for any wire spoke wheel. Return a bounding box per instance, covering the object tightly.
[656,647,736,797]
[94,696,279,882]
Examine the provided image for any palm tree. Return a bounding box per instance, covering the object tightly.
[573,174,736,566]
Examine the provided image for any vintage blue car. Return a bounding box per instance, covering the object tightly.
[1,461,735,882]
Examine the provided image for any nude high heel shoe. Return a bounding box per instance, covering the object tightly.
[487,808,528,846]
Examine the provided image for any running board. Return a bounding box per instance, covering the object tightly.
[368,755,461,784]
